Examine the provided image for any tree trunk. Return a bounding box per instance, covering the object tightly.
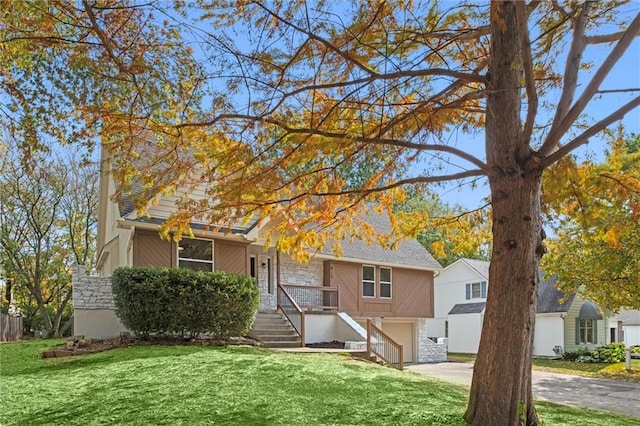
[465,2,543,425]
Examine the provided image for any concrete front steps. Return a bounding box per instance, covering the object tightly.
[248,311,302,348]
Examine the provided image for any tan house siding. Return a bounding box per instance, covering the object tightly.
[214,240,248,274]
[325,260,433,318]
[131,230,250,275]
[144,186,208,221]
[133,230,175,267]
[392,269,433,317]
[327,261,360,313]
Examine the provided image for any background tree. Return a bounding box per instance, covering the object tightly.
[0,145,98,336]
[2,2,640,424]
[542,133,640,311]
[397,192,491,267]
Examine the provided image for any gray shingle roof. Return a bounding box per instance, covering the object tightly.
[461,258,490,279]
[321,207,442,270]
[616,309,640,325]
[447,276,573,316]
[455,259,574,314]
[115,180,259,234]
[536,275,575,314]
[450,260,575,314]
[449,302,486,315]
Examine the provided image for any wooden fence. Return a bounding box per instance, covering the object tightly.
[1,313,23,342]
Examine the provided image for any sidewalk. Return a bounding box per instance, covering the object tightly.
[407,362,640,420]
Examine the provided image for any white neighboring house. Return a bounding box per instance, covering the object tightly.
[609,310,640,346]
[428,258,610,356]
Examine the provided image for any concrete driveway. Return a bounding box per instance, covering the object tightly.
[406,362,640,420]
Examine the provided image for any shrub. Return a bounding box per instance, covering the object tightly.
[592,343,626,363]
[562,347,592,362]
[563,343,636,364]
[112,267,259,339]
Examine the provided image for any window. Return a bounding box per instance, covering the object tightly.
[445,320,449,338]
[250,256,257,280]
[362,265,375,298]
[380,267,392,299]
[267,258,273,294]
[579,319,595,344]
[178,238,213,272]
[465,281,487,300]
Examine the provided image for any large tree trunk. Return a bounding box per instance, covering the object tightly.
[465,2,544,425]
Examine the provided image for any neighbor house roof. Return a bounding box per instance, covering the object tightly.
[616,309,640,325]
[321,206,442,270]
[460,258,490,279]
[536,275,575,314]
[449,302,486,315]
[448,277,574,316]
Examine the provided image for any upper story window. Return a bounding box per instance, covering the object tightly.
[362,265,392,299]
[362,265,376,298]
[380,267,392,299]
[465,281,487,300]
[178,238,213,272]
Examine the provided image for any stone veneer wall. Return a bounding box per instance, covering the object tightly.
[278,255,324,287]
[72,265,115,310]
[417,318,447,363]
[72,265,126,338]
[257,254,276,311]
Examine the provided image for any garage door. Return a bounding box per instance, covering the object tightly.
[382,321,414,363]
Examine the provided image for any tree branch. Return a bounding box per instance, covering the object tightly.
[516,1,537,144]
[538,95,640,169]
[254,2,376,77]
[263,68,486,116]
[587,30,638,44]
[176,112,490,173]
[541,11,640,154]
[599,173,640,194]
[214,170,487,210]
[540,2,591,156]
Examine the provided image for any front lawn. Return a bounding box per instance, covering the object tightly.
[1,340,638,425]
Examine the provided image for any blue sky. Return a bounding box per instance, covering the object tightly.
[437,33,640,210]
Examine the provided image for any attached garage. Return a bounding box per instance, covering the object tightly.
[447,302,485,354]
[382,321,415,363]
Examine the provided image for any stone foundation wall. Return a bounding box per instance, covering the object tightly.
[417,318,447,363]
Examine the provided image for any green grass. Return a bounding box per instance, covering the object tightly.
[448,352,640,382]
[1,341,638,425]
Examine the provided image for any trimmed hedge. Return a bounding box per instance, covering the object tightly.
[112,267,259,339]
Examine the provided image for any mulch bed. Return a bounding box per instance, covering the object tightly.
[306,340,345,349]
[41,334,261,358]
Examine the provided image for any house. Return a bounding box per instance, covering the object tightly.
[427,258,609,356]
[609,310,640,346]
[73,150,446,363]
